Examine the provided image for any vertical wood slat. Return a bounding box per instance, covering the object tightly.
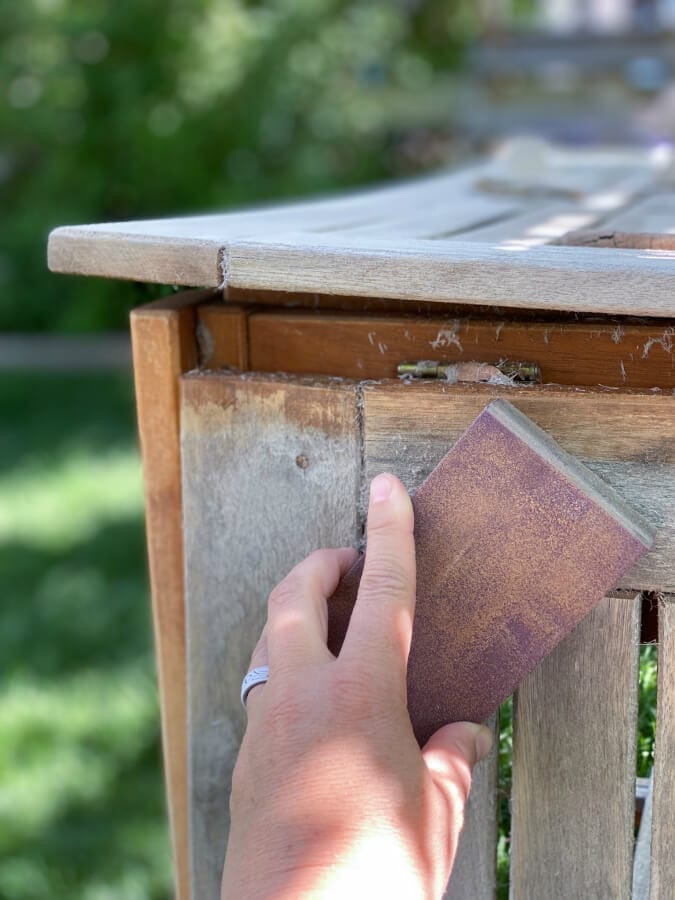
[445,715,499,900]
[181,372,362,900]
[130,292,202,900]
[510,592,641,900]
[650,596,675,899]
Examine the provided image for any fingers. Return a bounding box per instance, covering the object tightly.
[422,722,493,809]
[266,547,359,673]
[341,474,415,689]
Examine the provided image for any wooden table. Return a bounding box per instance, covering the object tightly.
[49,142,675,900]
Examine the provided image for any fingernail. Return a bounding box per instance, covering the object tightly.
[370,473,393,503]
[474,725,493,762]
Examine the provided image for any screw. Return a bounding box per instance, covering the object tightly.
[296,454,309,469]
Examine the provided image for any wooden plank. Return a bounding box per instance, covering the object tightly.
[181,372,361,900]
[650,595,675,899]
[225,237,675,317]
[248,311,675,389]
[47,165,496,285]
[632,770,653,900]
[129,291,203,900]
[460,200,602,245]
[196,304,249,369]
[555,194,675,249]
[510,592,641,899]
[360,381,675,591]
[444,714,499,899]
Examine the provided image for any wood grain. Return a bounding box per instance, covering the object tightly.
[181,372,361,900]
[226,237,675,318]
[248,310,675,389]
[650,595,675,899]
[510,592,641,899]
[632,770,653,900]
[444,715,499,900]
[196,304,250,370]
[47,147,675,317]
[130,291,202,900]
[361,381,674,591]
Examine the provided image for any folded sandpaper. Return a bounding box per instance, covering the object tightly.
[327,398,655,746]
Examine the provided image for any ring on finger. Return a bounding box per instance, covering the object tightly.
[240,665,270,709]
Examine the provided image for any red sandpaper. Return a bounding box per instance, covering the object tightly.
[327,398,654,746]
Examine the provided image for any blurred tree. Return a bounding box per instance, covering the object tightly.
[0,0,473,332]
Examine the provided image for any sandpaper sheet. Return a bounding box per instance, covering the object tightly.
[327,398,654,746]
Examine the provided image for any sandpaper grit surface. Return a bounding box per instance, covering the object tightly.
[327,399,653,746]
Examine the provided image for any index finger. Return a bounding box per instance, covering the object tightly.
[340,473,416,688]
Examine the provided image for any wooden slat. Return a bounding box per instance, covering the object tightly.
[181,372,362,900]
[47,165,496,285]
[650,596,675,899]
[360,381,674,591]
[225,237,675,317]
[248,311,675,389]
[510,592,641,899]
[632,770,654,900]
[444,715,499,900]
[555,194,675,250]
[460,200,602,245]
[130,291,202,900]
[196,304,250,369]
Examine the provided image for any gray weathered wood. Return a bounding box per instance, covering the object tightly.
[225,236,675,317]
[361,381,674,591]
[47,144,675,316]
[444,715,499,900]
[632,771,653,900]
[181,372,361,900]
[650,596,675,900]
[510,592,641,900]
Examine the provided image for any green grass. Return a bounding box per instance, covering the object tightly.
[0,373,171,900]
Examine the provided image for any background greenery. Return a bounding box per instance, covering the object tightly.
[1,0,483,333]
[0,373,170,899]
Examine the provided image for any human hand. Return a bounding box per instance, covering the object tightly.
[221,473,493,899]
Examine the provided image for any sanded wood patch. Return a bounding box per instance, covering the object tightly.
[510,593,641,899]
[361,381,674,591]
[650,596,675,899]
[181,372,361,900]
[130,291,204,900]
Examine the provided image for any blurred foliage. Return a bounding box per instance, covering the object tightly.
[1,0,478,333]
[0,373,171,899]
[638,643,657,777]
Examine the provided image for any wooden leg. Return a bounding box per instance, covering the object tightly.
[131,290,256,899]
[131,293,200,900]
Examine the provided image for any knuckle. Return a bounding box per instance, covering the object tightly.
[268,577,300,608]
[359,560,410,602]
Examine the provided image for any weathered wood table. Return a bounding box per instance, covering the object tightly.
[49,142,675,900]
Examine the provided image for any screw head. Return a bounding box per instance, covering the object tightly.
[295,454,309,469]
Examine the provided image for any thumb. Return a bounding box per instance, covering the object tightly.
[422,722,493,804]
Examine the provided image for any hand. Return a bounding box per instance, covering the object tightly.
[222,473,493,899]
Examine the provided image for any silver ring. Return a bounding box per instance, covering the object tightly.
[240,665,269,708]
